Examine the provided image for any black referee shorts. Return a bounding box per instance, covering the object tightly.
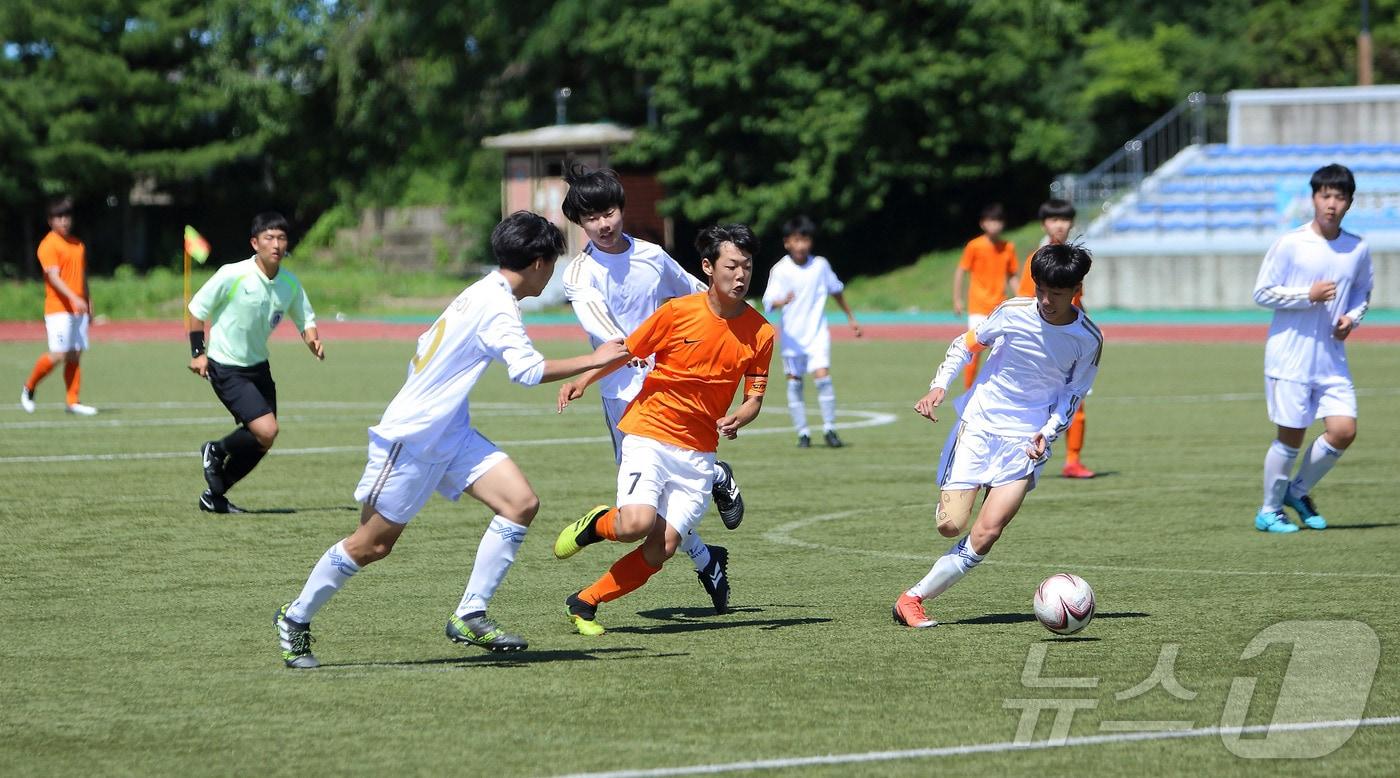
[207,359,278,426]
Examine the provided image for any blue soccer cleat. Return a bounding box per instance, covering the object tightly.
[1255,509,1299,534]
[1284,492,1327,530]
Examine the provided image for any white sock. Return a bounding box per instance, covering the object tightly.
[1290,437,1343,498]
[287,540,361,623]
[815,376,837,432]
[1261,440,1300,512]
[906,536,984,600]
[456,516,527,617]
[682,530,711,572]
[787,377,808,436]
[712,462,729,489]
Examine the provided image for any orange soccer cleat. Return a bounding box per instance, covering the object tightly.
[1061,461,1096,479]
[892,593,937,628]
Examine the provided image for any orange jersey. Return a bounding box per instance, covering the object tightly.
[1016,246,1083,307]
[959,235,1018,315]
[37,230,87,314]
[619,292,775,452]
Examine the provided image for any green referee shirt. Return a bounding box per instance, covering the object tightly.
[188,257,316,367]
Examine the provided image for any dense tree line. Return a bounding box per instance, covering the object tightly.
[1,0,1394,278]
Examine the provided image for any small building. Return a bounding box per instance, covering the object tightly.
[482,122,672,307]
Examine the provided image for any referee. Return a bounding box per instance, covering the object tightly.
[188,212,324,513]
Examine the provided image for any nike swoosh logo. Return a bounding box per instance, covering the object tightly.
[683,338,701,344]
[203,449,212,468]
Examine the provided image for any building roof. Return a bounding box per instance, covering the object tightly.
[482,122,636,151]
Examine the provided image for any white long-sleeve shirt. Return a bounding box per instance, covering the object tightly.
[370,271,545,463]
[1253,224,1373,382]
[930,298,1102,442]
[563,235,706,400]
[761,254,845,357]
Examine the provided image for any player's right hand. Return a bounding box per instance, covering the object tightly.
[557,380,586,413]
[952,300,964,316]
[914,388,945,422]
[71,297,90,315]
[189,354,209,379]
[593,338,629,367]
[1309,280,1338,303]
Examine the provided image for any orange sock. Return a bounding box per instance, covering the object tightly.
[595,508,620,541]
[26,354,57,392]
[1065,405,1086,464]
[63,362,81,405]
[579,547,662,606]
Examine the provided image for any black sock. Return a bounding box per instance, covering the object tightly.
[221,427,267,490]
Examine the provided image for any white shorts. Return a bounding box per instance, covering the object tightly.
[601,395,632,465]
[1266,376,1357,429]
[45,313,90,353]
[353,430,508,524]
[781,331,832,376]
[616,435,715,537]
[968,313,988,331]
[937,422,1045,492]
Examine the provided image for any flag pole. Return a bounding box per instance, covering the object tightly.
[183,245,191,332]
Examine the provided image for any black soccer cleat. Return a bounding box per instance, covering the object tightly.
[199,489,245,514]
[797,434,811,449]
[446,613,528,652]
[712,460,744,529]
[696,545,730,614]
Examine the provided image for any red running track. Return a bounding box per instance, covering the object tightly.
[1,320,1398,343]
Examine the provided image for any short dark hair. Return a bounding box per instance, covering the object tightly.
[1029,242,1092,289]
[782,215,817,238]
[250,211,290,237]
[696,223,760,263]
[980,203,1006,222]
[561,163,626,224]
[47,196,74,218]
[490,210,565,271]
[1310,164,1355,197]
[1038,199,1076,221]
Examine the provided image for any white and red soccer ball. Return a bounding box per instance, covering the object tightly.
[1033,573,1096,635]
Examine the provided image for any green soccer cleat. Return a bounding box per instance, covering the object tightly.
[446,613,528,652]
[275,603,320,669]
[555,505,609,559]
[567,591,606,636]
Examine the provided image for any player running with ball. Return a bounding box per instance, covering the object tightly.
[894,243,1102,628]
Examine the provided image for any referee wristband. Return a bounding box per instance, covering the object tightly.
[189,331,206,358]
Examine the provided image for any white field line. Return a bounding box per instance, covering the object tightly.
[761,504,1400,580]
[0,410,898,464]
[550,716,1400,778]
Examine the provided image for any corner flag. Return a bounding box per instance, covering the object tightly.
[184,225,211,264]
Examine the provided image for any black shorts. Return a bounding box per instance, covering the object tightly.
[207,359,277,426]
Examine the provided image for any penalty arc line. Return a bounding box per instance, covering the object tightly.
[549,715,1400,778]
[761,504,1400,580]
[0,410,898,465]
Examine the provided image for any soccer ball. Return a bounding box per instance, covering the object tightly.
[1033,573,1096,635]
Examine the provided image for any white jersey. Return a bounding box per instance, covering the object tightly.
[931,298,1102,440]
[563,235,706,400]
[369,271,546,463]
[761,255,844,357]
[1253,224,1373,382]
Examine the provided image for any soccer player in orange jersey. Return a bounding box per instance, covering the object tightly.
[1014,200,1094,479]
[952,203,1018,390]
[552,224,775,635]
[21,197,97,416]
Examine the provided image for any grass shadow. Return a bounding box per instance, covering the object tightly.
[612,605,833,635]
[1041,635,1101,642]
[231,505,360,515]
[318,646,688,670]
[1319,522,1400,531]
[945,611,1150,626]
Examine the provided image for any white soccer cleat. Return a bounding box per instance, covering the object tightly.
[19,387,36,413]
[65,403,98,416]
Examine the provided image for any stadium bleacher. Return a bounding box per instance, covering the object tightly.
[1086,143,1400,242]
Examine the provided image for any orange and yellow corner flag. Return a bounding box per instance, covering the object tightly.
[184,225,211,264]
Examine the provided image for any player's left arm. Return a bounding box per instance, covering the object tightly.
[717,328,774,438]
[1335,250,1374,340]
[1035,343,1101,452]
[830,291,861,337]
